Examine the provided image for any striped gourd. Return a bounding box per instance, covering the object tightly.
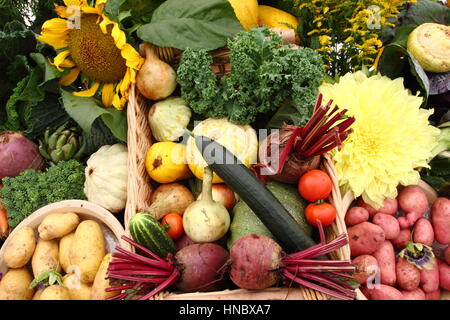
[129,212,176,258]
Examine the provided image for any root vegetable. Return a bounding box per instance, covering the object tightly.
[412,218,434,246]
[136,43,177,101]
[148,183,195,220]
[425,289,441,300]
[183,167,230,243]
[367,284,402,300]
[352,255,378,285]
[396,257,420,291]
[397,186,429,229]
[356,198,378,217]
[401,288,426,300]
[392,229,412,250]
[229,225,356,300]
[445,246,450,265]
[348,222,385,257]
[372,213,400,240]
[344,207,369,226]
[257,94,354,184]
[430,197,450,245]
[437,259,450,291]
[420,260,439,293]
[372,240,396,286]
[376,198,398,216]
[0,131,45,179]
[106,236,229,300]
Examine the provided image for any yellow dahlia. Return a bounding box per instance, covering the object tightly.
[319,71,440,208]
[37,0,144,110]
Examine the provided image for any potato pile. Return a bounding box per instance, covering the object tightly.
[0,212,117,300]
[344,185,450,300]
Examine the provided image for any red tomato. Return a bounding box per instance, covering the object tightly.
[298,169,332,202]
[305,202,337,227]
[161,213,184,239]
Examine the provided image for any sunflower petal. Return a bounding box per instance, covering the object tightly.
[63,0,81,6]
[121,43,144,69]
[41,18,70,33]
[112,91,123,110]
[102,83,114,107]
[37,33,70,49]
[119,68,131,95]
[73,81,100,97]
[111,22,126,49]
[59,68,81,86]
[98,15,113,34]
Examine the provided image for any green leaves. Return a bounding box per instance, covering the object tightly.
[104,0,165,24]
[29,268,64,289]
[137,0,244,51]
[60,90,128,142]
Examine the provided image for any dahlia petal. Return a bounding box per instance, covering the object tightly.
[59,68,81,86]
[102,83,115,107]
[73,81,100,97]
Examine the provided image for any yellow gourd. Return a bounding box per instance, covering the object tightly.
[257,5,299,31]
[186,118,258,184]
[145,142,192,184]
[228,0,259,31]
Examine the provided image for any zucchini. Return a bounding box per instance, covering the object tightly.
[129,212,176,258]
[194,135,324,256]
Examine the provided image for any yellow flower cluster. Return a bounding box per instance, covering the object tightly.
[291,0,416,75]
[319,71,439,209]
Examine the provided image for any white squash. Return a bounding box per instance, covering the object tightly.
[84,144,128,213]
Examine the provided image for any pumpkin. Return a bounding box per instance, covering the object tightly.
[84,144,128,213]
[186,118,258,184]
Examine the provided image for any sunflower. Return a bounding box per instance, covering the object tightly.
[37,0,144,110]
[319,71,440,209]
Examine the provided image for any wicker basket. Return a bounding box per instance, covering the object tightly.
[124,83,365,300]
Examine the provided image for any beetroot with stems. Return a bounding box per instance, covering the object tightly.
[229,222,356,300]
[0,132,45,179]
[256,94,354,184]
[106,236,229,300]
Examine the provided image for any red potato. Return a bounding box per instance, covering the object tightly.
[397,186,429,229]
[401,288,426,300]
[430,197,450,245]
[396,257,420,291]
[425,289,441,300]
[445,246,450,265]
[377,198,398,216]
[372,240,396,286]
[348,222,386,257]
[392,229,412,250]
[372,213,400,240]
[357,198,378,217]
[412,218,434,246]
[437,259,450,291]
[420,260,440,293]
[352,255,379,285]
[359,285,372,300]
[367,284,403,300]
[345,207,369,226]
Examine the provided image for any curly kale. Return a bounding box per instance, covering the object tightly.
[0,160,87,227]
[176,27,326,126]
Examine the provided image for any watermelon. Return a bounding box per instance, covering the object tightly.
[129,212,176,258]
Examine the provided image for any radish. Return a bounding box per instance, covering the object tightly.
[229,222,356,300]
[0,131,45,179]
[256,94,354,184]
[106,236,229,300]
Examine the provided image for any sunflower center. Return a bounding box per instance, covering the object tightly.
[69,14,127,83]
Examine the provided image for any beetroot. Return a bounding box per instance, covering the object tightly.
[256,94,354,184]
[229,223,356,300]
[0,132,45,179]
[106,236,229,300]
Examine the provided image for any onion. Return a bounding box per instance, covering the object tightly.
[0,131,45,179]
[257,94,355,184]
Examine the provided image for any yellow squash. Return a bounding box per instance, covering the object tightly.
[145,142,192,184]
[257,5,299,31]
[228,0,259,31]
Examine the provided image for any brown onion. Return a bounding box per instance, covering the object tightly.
[0,131,45,179]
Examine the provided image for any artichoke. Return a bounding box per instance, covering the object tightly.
[38,123,85,165]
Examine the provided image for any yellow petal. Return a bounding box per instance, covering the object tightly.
[63,0,81,6]
[59,68,81,86]
[41,18,70,33]
[37,33,69,49]
[53,50,71,69]
[81,6,100,14]
[54,5,72,18]
[121,43,144,69]
[73,81,100,97]
[111,22,126,49]
[112,92,123,110]
[119,68,131,94]
[101,83,114,107]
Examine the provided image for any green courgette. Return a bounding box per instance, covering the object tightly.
[194,135,324,256]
